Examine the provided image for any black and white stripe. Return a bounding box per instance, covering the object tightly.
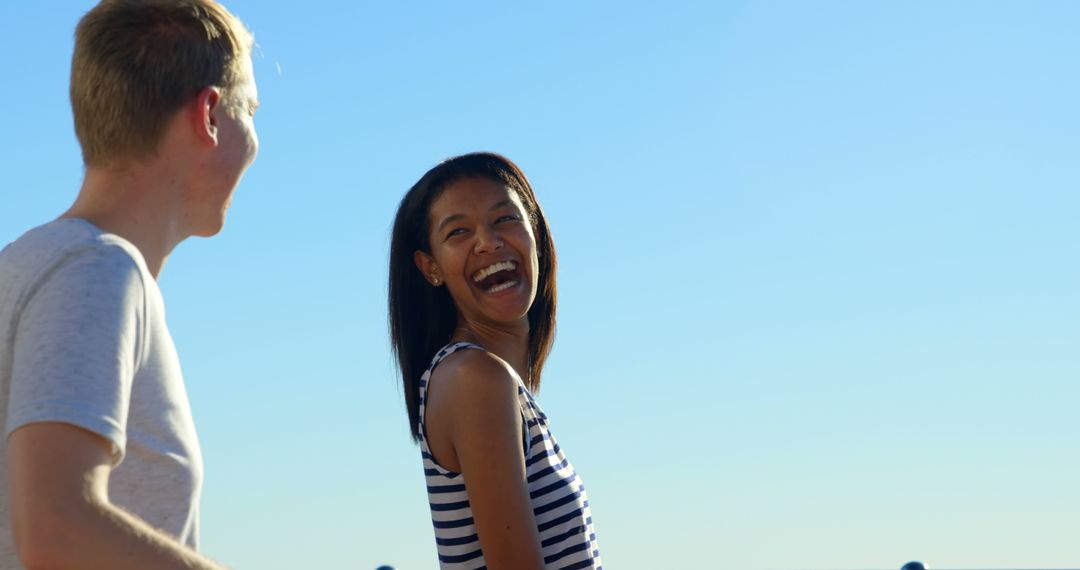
[418,342,602,569]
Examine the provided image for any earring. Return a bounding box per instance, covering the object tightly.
[432,275,440,285]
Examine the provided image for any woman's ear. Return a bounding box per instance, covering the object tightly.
[414,250,442,286]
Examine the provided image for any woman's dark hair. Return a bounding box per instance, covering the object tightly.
[389,152,557,442]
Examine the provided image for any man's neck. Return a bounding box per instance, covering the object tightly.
[62,165,188,279]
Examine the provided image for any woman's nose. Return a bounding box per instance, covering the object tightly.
[474,225,504,254]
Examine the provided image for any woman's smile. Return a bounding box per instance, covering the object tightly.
[471,260,521,294]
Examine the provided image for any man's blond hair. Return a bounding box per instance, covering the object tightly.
[71,0,254,167]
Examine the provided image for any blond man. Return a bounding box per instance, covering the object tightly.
[0,1,259,568]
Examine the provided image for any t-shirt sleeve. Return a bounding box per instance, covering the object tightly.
[5,245,146,465]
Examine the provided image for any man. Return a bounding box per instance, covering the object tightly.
[0,1,258,568]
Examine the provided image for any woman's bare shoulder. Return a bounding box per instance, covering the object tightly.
[430,347,519,403]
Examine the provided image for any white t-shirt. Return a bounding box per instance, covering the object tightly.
[0,218,203,566]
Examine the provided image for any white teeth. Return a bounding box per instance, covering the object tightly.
[487,280,518,293]
[472,260,516,283]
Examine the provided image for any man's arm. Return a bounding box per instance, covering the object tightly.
[7,422,226,570]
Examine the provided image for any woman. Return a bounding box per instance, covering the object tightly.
[389,153,602,570]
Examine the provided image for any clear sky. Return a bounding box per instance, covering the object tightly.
[3,1,1078,569]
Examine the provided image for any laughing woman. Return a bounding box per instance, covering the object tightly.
[389,153,602,570]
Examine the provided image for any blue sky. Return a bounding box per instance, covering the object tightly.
[3,1,1078,568]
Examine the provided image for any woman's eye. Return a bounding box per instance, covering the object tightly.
[496,215,522,224]
[445,228,467,240]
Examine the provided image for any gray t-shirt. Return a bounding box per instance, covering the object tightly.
[0,218,203,565]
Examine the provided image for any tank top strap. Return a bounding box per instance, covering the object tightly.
[417,342,484,447]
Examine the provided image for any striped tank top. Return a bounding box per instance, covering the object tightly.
[418,342,602,569]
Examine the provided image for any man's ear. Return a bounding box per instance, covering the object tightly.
[192,86,223,146]
[414,250,441,286]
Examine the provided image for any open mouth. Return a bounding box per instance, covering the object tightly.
[472,260,520,293]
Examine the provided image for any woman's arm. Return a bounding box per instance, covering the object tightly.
[435,351,545,570]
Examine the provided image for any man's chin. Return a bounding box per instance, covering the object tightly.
[191,217,226,238]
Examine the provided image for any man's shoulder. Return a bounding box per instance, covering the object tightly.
[3,219,144,277]
[0,219,150,307]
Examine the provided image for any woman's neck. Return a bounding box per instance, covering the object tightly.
[451,319,530,381]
